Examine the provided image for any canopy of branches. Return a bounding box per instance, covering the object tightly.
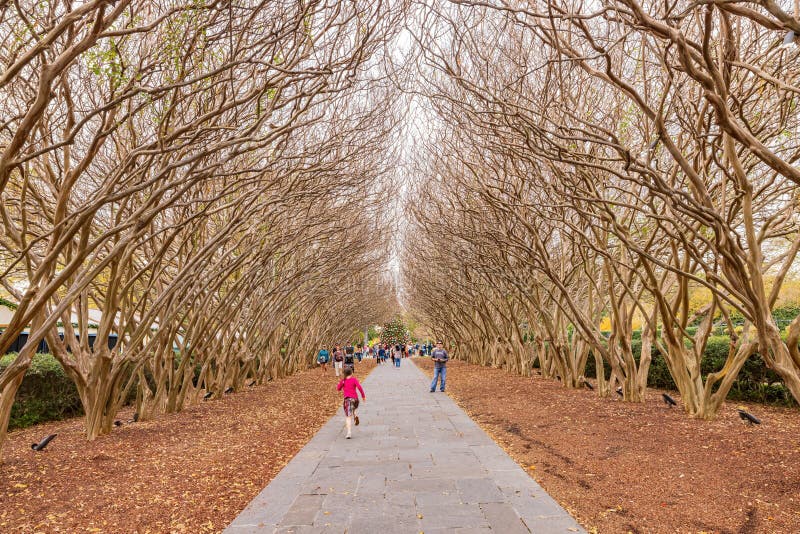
[400,0,800,419]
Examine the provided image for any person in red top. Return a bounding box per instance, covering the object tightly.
[336,368,365,439]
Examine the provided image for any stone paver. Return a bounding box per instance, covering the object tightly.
[225,360,585,533]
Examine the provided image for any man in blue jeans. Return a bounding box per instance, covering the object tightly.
[430,341,448,392]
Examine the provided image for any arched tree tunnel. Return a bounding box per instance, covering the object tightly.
[1,0,800,456]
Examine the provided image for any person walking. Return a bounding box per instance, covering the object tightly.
[344,349,355,372]
[430,340,449,392]
[333,345,344,377]
[377,344,386,365]
[394,344,402,368]
[337,368,365,439]
[317,346,330,374]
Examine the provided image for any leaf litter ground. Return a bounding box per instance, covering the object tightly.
[4,357,799,533]
[415,359,800,534]
[0,361,374,533]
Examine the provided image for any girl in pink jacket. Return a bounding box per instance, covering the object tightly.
[337,368,365,439]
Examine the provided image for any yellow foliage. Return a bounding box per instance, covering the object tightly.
[688,286,713,315]
[774,277,800,308]
[598,315,643,332]
[601,275,800,333]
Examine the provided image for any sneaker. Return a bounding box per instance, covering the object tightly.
[354,416,360,426]
[429,390,435,393]
[346,433,351,439]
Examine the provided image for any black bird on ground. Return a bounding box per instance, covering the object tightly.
[247,380,256,387]
[31,434,57,451]
[662,393,677,407]
[203,391,214,400]
[224,386,234,394]
[583,380,594,391]
[738,409,761,425]
[132,412,139,422]
[616,387,624,397]
[114,420,123,427]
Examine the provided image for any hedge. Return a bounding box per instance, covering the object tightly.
[584,336,797,406]
[0,353,83,430]
[0,351,212,430]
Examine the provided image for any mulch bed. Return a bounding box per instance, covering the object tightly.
[415,358,800,533]
[0,361,374,533]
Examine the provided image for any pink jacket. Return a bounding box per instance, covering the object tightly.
[337,376,365,400]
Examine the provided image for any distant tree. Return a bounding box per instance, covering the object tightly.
[381,317,408,346]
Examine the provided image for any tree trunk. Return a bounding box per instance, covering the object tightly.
[762,327,800,404]
[0,369,27,460]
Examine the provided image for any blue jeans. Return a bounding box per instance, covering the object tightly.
[430,366,446,391]
[395,357,401,367]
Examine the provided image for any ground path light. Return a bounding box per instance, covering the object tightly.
[738,409,761,425]
[31,434,57,451]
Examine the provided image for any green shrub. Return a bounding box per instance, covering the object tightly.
[0,353,83,429]
[582,336,796,406]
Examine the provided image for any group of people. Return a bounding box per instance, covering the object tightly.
[325,340,449,440]
[316,342,366,377]
[316,341,438,374]
[374,343,410,367]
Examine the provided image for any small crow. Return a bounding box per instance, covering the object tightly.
[31,434,57,451]
[583,380,594,391]
[224,386,234,394]
[248,380,256,387]
[114,420,123,427]
[662,393,677,407]
[203,391,214,400]
[738,409,761,425]
[132,412,139,423]
[616,387,624,397]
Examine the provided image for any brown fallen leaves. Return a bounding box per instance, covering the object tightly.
[0,361,374,533]
[415,358,800,533]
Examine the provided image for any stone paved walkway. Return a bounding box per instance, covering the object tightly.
[225,359,586,533]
